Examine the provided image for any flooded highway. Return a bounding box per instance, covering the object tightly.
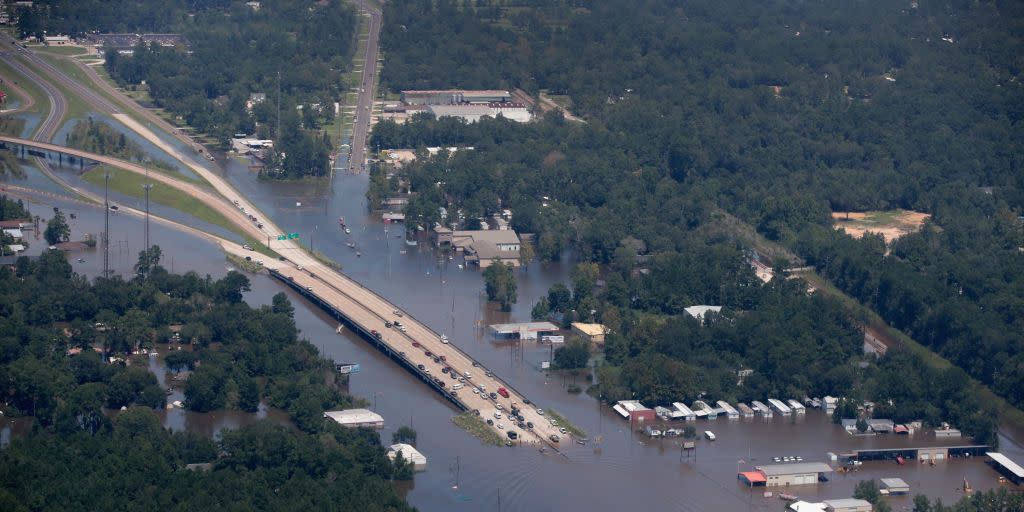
[2,133,1023,510]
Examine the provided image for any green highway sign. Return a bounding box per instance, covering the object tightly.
[277,235,287,241]
[289,233,300,239]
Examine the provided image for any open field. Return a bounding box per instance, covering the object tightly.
[832,209,930,244]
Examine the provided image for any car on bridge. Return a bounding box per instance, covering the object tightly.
[370,330,381,339]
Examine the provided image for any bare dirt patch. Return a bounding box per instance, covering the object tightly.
[832,209,930,244]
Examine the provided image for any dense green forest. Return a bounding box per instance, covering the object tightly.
[17,0,353,179]
[0,249,412,510]
[372,0,1024,425]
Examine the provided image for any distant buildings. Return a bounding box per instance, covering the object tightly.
[427,103,532,124]
[43,35,70,45]
[323,409,384,429]
[822,499,873,512]
[395,90,531,123]
[489,321,559,341]
[613,400,656,424]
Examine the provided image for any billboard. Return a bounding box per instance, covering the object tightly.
[541,335,565,344]
[336,363,361,374]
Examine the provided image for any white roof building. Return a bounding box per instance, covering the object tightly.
[3,228,23,240]
[428,104,495,123]
[684,305,722,321]
[324,408,384,429]
[387,443,427,470]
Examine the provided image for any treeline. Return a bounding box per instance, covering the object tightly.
[18,0,353,179]
[374,0,1024,418]
[66,117,176,172]
[0,248,412,510]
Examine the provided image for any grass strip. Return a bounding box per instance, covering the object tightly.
[545,409,586,438]
[452,412,504,446]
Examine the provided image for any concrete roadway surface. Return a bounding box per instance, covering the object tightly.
[347,0,382,174]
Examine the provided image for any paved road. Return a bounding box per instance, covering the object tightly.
[347,0,382,174]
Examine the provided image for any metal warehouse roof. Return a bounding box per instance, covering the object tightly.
[758,462,833,476]
[987,452,1024,478]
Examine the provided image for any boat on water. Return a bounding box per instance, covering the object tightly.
[338,216,345,226]
[704,430,716,441]
[346,242,356,248]
[779,493,798,502]
[344,227,351,234]
[356,252,362,257]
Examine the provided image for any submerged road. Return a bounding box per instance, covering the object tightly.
[347,0,382,174]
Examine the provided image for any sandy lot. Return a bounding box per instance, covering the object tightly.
[832,210,930,244]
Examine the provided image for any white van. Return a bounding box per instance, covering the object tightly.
[452,383,464,390]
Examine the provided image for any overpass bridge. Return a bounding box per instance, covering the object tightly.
[0,135,566,449]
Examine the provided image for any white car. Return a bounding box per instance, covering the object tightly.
[440,335,449,344]
[497,423,505,429]
[537,409,545,416]
[494,412,502,419]
[495,404,504,411]
[296,265,304,271]
[472,388,479,394]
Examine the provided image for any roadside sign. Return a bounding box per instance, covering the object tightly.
[277,235,287,241]
[336,363,361,374]
[541,335,564,344]
[289,233,300,239]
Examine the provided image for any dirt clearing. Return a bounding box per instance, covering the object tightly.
[832,209,930,244]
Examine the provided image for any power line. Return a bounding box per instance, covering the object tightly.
[103,170,110,277]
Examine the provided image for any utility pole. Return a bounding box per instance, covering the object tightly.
[276,71,282,146]
[143,168,152,258]
[103,171,110,278]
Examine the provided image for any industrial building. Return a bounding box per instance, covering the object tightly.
[323,409,384,429]
[401,89,511,105]
[489,321,559,341]
[427,104,495,123]
[613,400,656,424]
[571,322,609,344]
[986,452,1024,485]
[387,443,427,470]
[488,102,532,122]
[738,462,833,487]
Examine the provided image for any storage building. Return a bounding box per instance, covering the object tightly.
[823,498,873,512]
[768,398,793,415]
[613,400,656,424]
[751,400,773,417]
[788,399,807,414]
[986,452,1024,485]
[716,400,740,419]
[736,403,755,417]
[880,477,909,495]
[671,402,697,421]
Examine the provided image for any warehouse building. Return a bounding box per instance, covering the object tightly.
[324,409,384,429]
[401,89,511,105]
[880,477,909,495]
[739,462,833,487]
[986,452,1024,485]
[428,104,495,123]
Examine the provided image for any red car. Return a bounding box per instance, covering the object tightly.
[412,342,420,348]
[497,387,510,398]
[370,330,382,339]
[424,351,432,357]
[439,355,447,362]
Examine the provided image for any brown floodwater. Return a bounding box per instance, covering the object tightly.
[2,147,1022,510]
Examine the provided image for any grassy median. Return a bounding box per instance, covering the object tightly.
[452,412,505,447]
[545,409,587,438]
